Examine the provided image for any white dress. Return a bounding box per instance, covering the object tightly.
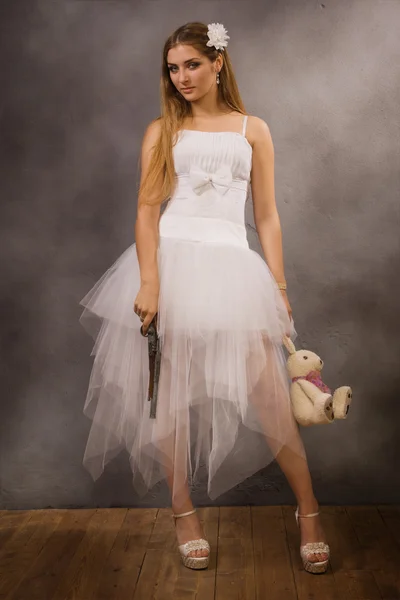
[79,115,306,503]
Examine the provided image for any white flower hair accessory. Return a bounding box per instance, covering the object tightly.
[206,22,230,51]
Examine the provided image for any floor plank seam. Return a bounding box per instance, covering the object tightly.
[282,505,299,600]
[377,506,400,552]
[250,506,257,600]
[213,506,220,600]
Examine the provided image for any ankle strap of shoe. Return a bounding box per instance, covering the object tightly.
[172,508,197,519]
[297,510,320,518]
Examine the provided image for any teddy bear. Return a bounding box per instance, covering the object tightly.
[282,335,352,426]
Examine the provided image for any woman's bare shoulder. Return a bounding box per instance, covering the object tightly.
[247,115,271,134]
[246,115,272,147]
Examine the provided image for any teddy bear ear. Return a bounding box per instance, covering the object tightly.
[282,334,296,354]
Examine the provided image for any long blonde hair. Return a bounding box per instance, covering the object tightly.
[138,21,247,207]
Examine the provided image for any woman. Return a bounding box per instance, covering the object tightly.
[79,21,330,573]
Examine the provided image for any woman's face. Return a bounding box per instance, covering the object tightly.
[167,44,220,100]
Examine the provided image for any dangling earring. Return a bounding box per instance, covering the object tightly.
[216,71,220,85]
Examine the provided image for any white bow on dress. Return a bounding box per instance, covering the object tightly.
[189,164,233,196]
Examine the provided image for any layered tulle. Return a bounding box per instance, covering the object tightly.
[79,236,306,505]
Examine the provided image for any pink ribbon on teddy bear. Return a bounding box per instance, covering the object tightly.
[292,370,331,394]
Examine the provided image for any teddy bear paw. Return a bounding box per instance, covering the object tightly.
[333,386,352,419]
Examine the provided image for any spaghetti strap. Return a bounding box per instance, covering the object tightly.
[242,114,248,137]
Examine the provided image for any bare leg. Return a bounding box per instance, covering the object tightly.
[249,336,329,563]
[158,339,209,559]
[274,445,329,563]
[165,466,209,558]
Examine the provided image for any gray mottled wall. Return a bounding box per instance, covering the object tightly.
[1,0,399,510]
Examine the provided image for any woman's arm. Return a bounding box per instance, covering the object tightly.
[135,120,163,286]
[249,117,287,287]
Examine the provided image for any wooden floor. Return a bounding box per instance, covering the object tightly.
[0,505,399,599]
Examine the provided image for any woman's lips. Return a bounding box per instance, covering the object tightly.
[182,87,194,92]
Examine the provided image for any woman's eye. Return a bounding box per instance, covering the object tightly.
[169,62,199,73]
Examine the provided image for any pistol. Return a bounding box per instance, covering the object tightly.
[140,315,161,419]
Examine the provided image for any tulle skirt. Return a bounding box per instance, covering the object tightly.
[79,234,306,505]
